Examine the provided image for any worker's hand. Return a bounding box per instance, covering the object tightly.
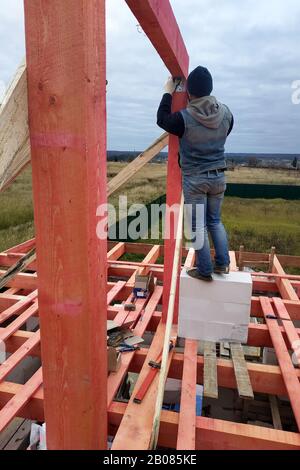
[164,76,177,95]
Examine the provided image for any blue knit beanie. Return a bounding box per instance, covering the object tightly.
[187,66,213,97]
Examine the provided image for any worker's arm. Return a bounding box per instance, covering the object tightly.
[157,77,185,138]
[157,94,185,138]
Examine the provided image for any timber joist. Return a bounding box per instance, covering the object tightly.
[1,0,300,451]
[0,240,300,449]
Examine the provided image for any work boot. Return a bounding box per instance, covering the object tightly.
[213,264,230,275]
[187,268,213,282]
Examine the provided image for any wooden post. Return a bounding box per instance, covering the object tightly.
[163,91,188,323]
[23,0,107,449]
[150,194,184,449]
[124,0,189,324]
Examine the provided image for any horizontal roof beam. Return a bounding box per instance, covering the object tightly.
[125,0,189,78]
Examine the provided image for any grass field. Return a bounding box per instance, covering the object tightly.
[0,164,299,256]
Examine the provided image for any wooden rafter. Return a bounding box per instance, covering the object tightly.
[0,60,29,192]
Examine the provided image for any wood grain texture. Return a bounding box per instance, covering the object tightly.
[260,296,300,430]
[0,60,30,192]
[177,339,198,450]
[24,0,107,449]
[163,92,187,323]
[0,368,42,434]
[107,133,168,196]
[124,0,189,324]
[125,0,189,78]
[203,342,218,399]
[272,255,299,301]
[230,343,254,400]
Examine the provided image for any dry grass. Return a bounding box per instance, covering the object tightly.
[226,167,300,185]
[0,164,299,255]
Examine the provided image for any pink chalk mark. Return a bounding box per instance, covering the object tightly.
[31,133,86,152]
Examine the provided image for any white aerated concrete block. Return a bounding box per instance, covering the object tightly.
[178,269,252,343]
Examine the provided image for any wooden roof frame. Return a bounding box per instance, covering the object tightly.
[0,0,299,451]
[1,241,300,449]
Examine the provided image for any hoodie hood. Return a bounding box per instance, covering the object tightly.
[186,96,225,129]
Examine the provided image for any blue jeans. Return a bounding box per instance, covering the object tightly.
[183,170,230,276]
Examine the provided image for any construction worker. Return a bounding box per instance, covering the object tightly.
[157,66,234,282]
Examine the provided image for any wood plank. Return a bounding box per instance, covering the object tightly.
[1,346,299,422]
[3,418,31,450]
[107,285,163,407]
[195,415,300,450]
[109,402,300,450]
[260,296,300,430]
[230,343,254,400]
[251,297,300,320]
[203,342,218,399]
[0,417,25,450]
[0,368,42,434]
[125,0,189,78]
[177,339,198,450]
[107,133,168,196]
[2,390,300,450]
[0,303,38,343]
[127,244,160,286]
[150,195,184,449]
[273,297,300,363]
[1,354,300,421]
[177,248,197,449]
[112,322,176,450]
[0,60,30,192]
[272,256,299,301]
[0,248,36,290]
[0,270,37,291]
[107,281,126,306]
[134,348,300,396]
[125,0,189,325]
[252,272,300,281]
[24,0,107,449]
[229,250,238,271]
[5,239,35,255]
[269,395,282,430]
[107,242,125,261]
[163,92,187,323]
[4,330,40,357]
[0,290,37,325]
[0,294,27,312]
[0,331,40,383]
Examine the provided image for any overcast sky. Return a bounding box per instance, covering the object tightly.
[0,0,299,153]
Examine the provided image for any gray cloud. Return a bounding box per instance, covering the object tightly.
[1,0,299,153]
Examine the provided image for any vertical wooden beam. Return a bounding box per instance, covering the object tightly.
[24,0,107,449]
[163,91,188,323]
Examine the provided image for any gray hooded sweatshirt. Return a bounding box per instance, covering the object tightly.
[179,96,233,175]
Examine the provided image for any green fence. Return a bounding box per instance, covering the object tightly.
[225,183,300,199]
[108,183,300,242]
